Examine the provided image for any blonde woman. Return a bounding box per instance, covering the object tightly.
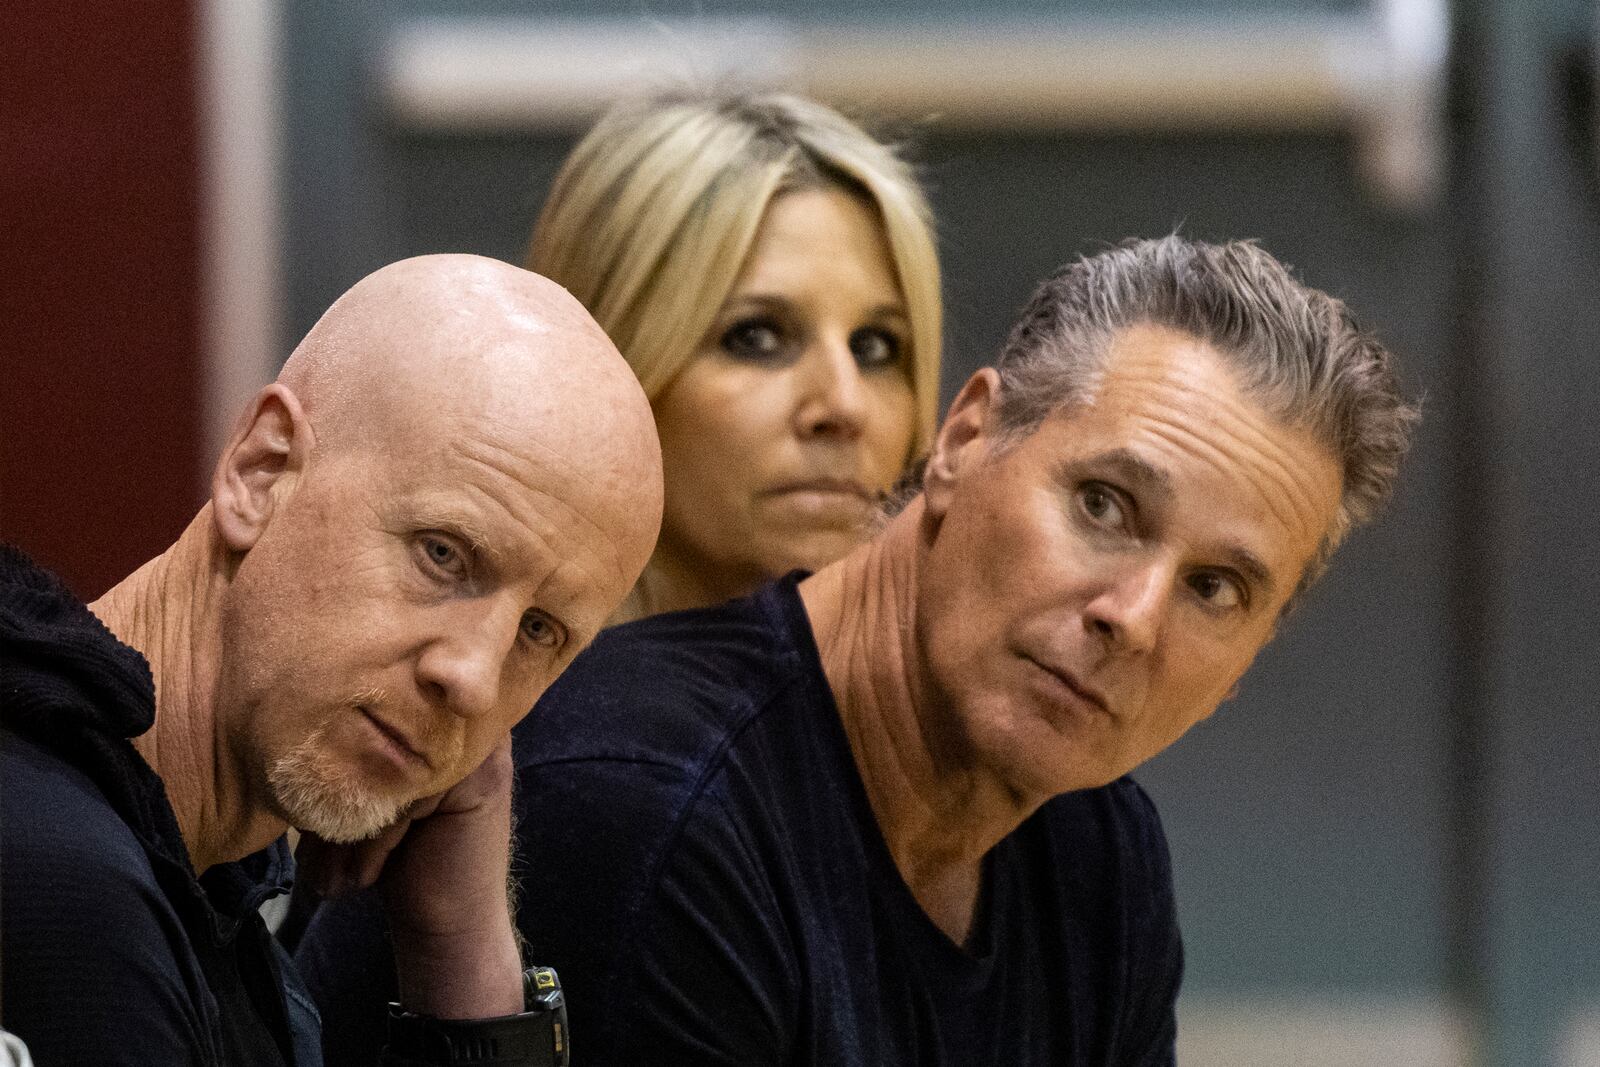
[530,91,943,620]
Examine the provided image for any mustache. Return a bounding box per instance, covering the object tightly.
[347,685,466,771]
[349,685,389,707]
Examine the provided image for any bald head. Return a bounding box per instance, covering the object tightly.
[199,254,662,842]
[282,256,639,454]
[271,253,661,594]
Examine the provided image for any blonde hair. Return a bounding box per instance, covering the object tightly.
[527,91,943,455]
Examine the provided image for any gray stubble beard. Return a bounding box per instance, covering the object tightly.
[265,716,410,844]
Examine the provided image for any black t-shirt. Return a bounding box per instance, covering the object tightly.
[299,576,1182,1066]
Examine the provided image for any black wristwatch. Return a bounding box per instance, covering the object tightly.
[381,966,569,1067]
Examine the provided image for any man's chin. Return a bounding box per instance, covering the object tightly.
[267,754,411,844]
[290,799,406,844]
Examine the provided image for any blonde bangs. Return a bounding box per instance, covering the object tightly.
[530,91,944,451]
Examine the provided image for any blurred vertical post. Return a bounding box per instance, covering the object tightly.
[198,0,283,472]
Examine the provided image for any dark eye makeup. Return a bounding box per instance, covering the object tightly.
[849,327,902,369]
[720,317,787,362]
[716,313,906,371]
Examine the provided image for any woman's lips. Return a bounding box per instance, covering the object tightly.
[763,478,875,501]
[757,479,878,525]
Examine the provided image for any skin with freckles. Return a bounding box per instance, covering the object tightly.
[644,186,917,614]
[801,323,1342,943]
[88,253,662,1017]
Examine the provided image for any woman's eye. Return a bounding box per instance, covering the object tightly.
[720,319,786,362]
[417,535,468,579]
[1078,483,1127,529]
[850,327,901,369]
[520,610,563,649]
[1189,571,1245,611]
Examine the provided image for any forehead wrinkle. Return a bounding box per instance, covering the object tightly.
[402,505,497,563]
[455,433,627,545]
[1138,408,1331,565]
[449,435,632,593]
[1101,331,1338,550]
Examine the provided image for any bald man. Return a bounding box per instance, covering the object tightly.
[0,255,662,1066]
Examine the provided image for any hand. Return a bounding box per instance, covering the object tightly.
[296,740,525,1019]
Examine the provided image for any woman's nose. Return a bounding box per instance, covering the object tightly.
[793,340,868,441]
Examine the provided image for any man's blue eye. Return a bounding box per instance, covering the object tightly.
[520,611,562,649]
[417,535,468,579]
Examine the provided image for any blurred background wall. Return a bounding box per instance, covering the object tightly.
[3,1,1596,1064]
[1,0,205,598]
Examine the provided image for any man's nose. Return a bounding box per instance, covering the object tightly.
[793,339,868,441]
[414,602,517,721]
[1083,559,1170,656]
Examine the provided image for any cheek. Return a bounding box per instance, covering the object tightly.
[862,376,918,477]
[659,442,745,543]
[457,715,507,770]
[656,360,790,453]
[1153,641,1248,732]
[657,372,792,502]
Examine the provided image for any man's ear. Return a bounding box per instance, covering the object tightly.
[211,384,314,552]
[923,368,1000,520]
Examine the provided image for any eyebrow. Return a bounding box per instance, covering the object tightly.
[721,293,909,323]
[1058,447,1278,601]
[1058,447,1174,506]
[408,508,500,565]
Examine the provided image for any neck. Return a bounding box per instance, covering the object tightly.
[800,499,1038,945]
[624,541,761,621]
[89,506,287,871]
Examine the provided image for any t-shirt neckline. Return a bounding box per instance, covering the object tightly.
[756,572,1008,973]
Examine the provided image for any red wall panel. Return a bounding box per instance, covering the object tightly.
[1,0,204,599]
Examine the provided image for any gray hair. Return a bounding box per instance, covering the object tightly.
[992,235,1419,596]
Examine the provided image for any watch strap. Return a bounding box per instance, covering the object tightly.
[381,966,569,1067]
